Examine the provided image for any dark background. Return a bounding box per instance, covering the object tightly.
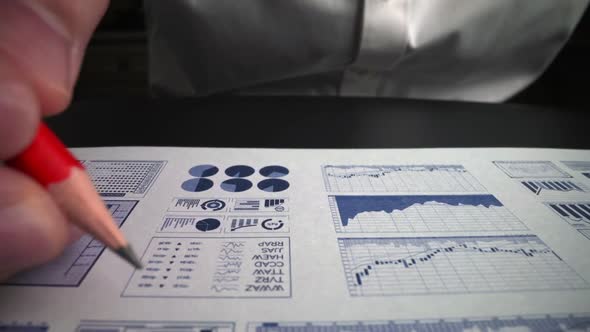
[73,1,590,109]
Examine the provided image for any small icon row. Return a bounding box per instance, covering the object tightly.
[158,215,289,234]
[169,197,289,213]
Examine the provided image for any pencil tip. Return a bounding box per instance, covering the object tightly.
[114,245,143,269]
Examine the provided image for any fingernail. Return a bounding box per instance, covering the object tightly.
[0,197,67,277]
[0,82,39,159]
[0,202,45,275]
[0,1,73,94]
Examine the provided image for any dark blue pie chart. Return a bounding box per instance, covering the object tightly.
[181,178,214,192]
[221,178,253,192]
[189,164,218,177]
[195,218,221,232]
[258,179,290,192]
[225,165,255,177]
[260,165,289,178]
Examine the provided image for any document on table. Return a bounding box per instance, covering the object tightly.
[1,147,590,332]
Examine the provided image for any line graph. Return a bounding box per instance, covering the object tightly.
[330,195,527,233]
[322,165,486,192]
[338,236,587,296]
[248,314,590,332]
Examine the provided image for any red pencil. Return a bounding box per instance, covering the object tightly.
[7,123,142,269]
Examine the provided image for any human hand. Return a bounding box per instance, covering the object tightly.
[0,0,108,280]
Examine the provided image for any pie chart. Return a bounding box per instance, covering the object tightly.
[221,178,253,192]
[260,165,289,178]
[258,179,290,192]
[195,218,221,232]
[225,165,255,177]
[181,178,214,192]
[189,164,218,177]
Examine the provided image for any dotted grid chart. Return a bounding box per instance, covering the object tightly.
[83,160,166,198]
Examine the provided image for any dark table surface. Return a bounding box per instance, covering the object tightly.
[46,97,590,149]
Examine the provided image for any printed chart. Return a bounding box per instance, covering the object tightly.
[168,198,289,213]
[248,314,590,332]
[158,215,289,234]
[493,161,571,178]
[6,200,137,287]
[323,165,486,192]
[84,160,166,198]
[546,202,590,241]
[77,320,234,332]
[520,180,586,195]
[562,161,590,180]
[338,236,587,296]
[123,237,291,298]
[329,195,526,233]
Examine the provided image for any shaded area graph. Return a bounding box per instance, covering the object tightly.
[323,165,486,192]
[338,236,587,296]
[521,180,586,195]
[249,314,590,332]
[330,195,526,233]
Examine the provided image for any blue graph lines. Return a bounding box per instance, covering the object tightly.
[338,236,587,296]
[521,180,585,195]
[248,314,590,332]
[330,195,526,233]
[323,165,486,192]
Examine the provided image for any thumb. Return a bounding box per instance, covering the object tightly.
[0,167,70,280]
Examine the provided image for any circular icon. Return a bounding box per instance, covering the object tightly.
[195,218,221,232]
[200,199,226,211]
[221,178,253,192]
[261,218,284,230]
[189,164,219,177]
[275,206,285,212]
[260,165,289,178]
[225,165,255,177]
[181,178,214,192]
[257,179,290,192]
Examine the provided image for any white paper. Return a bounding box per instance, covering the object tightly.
[1,147,590,331]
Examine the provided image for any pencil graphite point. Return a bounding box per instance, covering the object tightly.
[114,245,143,269]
